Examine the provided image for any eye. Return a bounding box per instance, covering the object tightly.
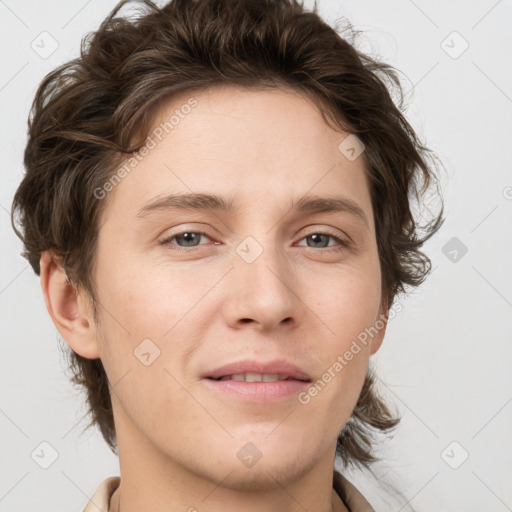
[160,230,213,250]
[160,230,350,252]
[296,232,350,252]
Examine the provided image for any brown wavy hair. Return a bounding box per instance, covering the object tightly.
[11,0,444,470]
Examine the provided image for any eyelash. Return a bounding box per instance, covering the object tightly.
[160,230,350,253]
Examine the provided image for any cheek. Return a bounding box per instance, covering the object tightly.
[92,249,216,392]
[94,250,184,335]
[297,267,380,412]
[310,264,382,343]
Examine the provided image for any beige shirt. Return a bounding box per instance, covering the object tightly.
[83,471,375,512]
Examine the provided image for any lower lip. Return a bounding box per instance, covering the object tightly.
[202,378,310,403]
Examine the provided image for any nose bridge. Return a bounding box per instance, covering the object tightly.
[235,232,290,294]
[225,231,298,327]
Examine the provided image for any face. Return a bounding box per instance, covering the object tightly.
[83,84,386,488]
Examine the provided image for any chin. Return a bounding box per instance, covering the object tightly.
[212,451,316,492]
[220,466,303,492]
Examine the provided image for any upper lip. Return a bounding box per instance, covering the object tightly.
[203,359,311,382]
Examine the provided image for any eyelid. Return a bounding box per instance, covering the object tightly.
[300,225,350,242]
[158,223,216,242]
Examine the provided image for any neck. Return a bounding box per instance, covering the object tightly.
[109,408,349,512]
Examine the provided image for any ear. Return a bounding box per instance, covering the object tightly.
[39,249,101,359]
[369,299,388,356]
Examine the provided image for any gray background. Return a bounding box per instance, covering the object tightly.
[1,0,511,510]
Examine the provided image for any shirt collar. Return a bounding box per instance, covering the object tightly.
[333,470,375,512]
[83,472,375,512]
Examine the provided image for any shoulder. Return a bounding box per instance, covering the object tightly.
[82,476,120,512]
[333,470,375,512]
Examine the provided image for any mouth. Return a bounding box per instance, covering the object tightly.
[203,374,311,403]
[203,359,312,382]
[202,359,312,402]
[207,373,310,383]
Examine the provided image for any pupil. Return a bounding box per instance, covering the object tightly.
[310,234,327,248]
[179,233,198,246]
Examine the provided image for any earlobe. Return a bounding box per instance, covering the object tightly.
[39,250,101,359]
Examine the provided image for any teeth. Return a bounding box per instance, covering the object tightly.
[218,373,289,382]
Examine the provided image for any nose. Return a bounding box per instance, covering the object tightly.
[221,238,300,332]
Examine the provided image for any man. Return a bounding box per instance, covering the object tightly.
[11,0,444,510]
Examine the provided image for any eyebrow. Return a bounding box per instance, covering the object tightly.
[136,192,369,228]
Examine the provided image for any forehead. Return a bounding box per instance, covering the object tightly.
[151,82,349,153]
[102,83,372,224]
